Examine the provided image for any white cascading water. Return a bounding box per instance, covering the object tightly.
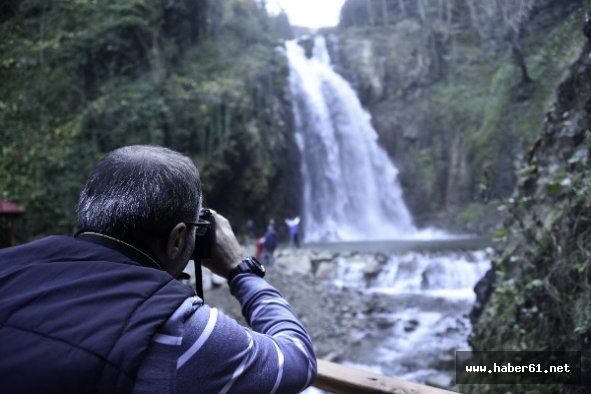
[286,36,416,242]
[314,248,492,384]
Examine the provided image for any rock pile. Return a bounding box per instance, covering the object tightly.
[201,246,385,360]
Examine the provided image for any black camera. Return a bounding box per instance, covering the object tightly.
[191,208,216,299]
[192,208,216,261]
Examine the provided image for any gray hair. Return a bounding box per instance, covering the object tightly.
[77,145,201,242]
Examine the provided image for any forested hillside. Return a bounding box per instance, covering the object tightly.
[1,0,296,240]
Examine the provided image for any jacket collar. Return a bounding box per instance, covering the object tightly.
[76,232,164,271]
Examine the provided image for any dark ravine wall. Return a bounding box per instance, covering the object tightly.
[466,17,591,394]
[317,0,588,234]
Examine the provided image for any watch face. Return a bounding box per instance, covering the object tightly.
[249,256,266,276]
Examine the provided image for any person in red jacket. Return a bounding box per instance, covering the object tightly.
[255,236,265,261]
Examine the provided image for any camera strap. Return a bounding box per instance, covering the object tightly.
[194,259,204,300]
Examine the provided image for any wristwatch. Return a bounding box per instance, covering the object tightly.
[227,256,266,283]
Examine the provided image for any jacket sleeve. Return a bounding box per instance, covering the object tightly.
[134,275,317,394]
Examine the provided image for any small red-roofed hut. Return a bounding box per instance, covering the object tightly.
[0,199,25,247]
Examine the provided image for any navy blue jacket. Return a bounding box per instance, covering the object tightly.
[263,227,277,251]
[0,235,193,394]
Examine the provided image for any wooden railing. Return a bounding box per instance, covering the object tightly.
[313,359,458,394]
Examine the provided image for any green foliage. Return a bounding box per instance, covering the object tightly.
[415,148,439,209]
[454,202,500,231]
[467,124,591,394]
[461,8,591,391]
[424,7,586,216]
[433,81,488,134]
[512,12,587,144]
[0,0,289,240]
[470,62,516,171]
[491,226,508,241]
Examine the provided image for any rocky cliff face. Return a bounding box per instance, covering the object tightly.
[318,0,587,233]
[467,14,591,394]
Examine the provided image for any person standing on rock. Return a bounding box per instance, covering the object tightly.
[285,216,301,248]
[0,145,316,393]
[262,218,278,266]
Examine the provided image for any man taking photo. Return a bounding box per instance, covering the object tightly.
[0,145,317,394]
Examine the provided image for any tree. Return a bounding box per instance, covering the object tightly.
[499,0,535,84]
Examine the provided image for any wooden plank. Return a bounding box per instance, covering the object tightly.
[314,359,458,394]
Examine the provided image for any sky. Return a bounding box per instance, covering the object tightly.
[265,0,346,29]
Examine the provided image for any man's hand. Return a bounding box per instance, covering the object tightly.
[200,211,244,279]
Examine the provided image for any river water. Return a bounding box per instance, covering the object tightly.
[299,239,492,392]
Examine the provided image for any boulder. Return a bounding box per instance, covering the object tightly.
[277,253,312,275]
[315,262,334,280]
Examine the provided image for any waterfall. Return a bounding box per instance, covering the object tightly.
[286,36,416,242]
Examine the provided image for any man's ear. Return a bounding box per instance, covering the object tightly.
[165,222,187,260]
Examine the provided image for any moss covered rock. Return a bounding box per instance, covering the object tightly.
[467,16,591,394]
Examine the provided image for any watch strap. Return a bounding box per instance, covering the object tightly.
[227,256,265,283]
